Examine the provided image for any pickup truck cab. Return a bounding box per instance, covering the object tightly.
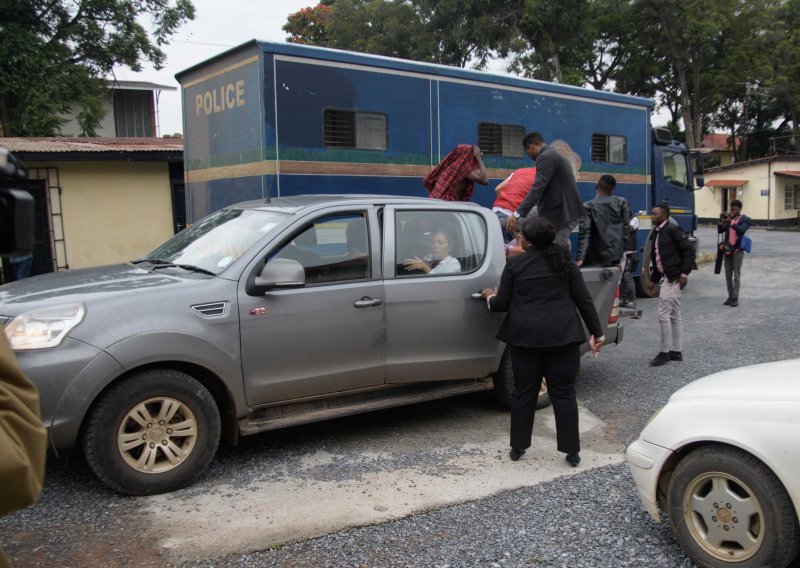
[0,195,621,495]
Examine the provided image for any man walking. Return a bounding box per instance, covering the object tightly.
[506,133,583,250]
[647,203,696,366]
[718,199,751,307]
[575,175,631,267]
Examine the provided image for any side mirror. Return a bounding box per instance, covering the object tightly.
[247,258,305,295]
[694,176,705,189]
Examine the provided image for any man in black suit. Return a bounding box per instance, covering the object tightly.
[506,132,583,251]
[647,203,696,366]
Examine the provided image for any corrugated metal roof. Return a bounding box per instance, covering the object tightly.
[702,133,740,152]
[105,79,177,92]
[0,137,183,153]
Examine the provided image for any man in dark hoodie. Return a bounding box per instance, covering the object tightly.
[575,174,631,267]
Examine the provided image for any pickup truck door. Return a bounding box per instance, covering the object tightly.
[576,265,620,338]
[239,208,386,404]
[383,205,505,383]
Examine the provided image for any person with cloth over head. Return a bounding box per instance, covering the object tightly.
[423,144,488,201]
[480,216,604,468]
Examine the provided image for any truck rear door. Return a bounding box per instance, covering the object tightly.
[578,265,621,339]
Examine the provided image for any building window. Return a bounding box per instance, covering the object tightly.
[478,123,525,157]
[786,184,800,209]
[591,133,627,163]
[114,90,154,137]
[323,109,387,150]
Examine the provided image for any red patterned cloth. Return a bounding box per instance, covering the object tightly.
[423,144,479,201]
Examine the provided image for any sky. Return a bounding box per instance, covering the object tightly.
[114,0,314,136]
[116,0,667,136]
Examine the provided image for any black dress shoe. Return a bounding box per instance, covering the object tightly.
[724,298,732,305]
[509,448,526,461]
[669,351,683,361]
[649,352,670,366]
[729,299,739,307]
[566,453,581,467]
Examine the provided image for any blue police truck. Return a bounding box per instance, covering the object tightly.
[176,40,701,292]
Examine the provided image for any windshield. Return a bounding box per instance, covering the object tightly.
[662,150,690,189]
[144,208,289,274]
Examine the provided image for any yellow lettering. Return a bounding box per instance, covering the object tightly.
[225,84,235,109]
[236,80,245,107]
[195,79,247,118]
[213,88,222,113]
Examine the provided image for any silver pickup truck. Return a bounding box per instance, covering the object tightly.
[0,195,621,495]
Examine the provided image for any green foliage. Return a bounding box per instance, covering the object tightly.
[283,0,800,159]
[0,0,195,136]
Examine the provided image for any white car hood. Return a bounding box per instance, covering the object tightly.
[669,358,800,403]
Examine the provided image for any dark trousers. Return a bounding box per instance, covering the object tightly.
[509,343,581,455]
[724,251,743,300]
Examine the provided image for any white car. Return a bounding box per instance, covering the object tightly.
[626,359,800,568]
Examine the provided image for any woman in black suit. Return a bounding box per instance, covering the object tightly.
[481,217,604,466]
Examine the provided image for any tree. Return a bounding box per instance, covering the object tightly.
[0,0,195,137]
[283,0,335,45]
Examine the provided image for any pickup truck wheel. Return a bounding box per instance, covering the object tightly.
[666,445,800,568]
[634,243,658,298]
[83,370,221,496]
[492,350,551,409]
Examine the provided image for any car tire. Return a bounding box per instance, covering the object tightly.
[492,349,551,410]
[83,369,221,496]
[666,445,800,568]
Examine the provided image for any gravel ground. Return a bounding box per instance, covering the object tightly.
[2,226,799,568]
[181,464,692,568]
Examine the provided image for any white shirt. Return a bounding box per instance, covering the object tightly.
[430,255,461,274]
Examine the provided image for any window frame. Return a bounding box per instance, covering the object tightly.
[268,211,372,286]
[322,108,388,151]
[786,184,800,210]
[392,209,488,278]
[478,122,525,157]
[591,133,628,164]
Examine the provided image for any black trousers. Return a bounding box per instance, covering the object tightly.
[509,342,581,455]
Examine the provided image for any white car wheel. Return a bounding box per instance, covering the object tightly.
[667,445,800,568]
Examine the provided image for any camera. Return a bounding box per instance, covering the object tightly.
[719,211,730,221]
[0,148,34,256]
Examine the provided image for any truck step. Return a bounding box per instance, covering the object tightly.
[239,379,493,434]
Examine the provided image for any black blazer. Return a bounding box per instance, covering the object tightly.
[488,249,604,348]
[515,144,584,231]
[648,221,695,283]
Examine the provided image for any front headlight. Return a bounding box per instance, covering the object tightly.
[4,303,86,350]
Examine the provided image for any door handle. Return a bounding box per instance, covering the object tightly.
[471,292,484,300]
[354,297,384,308]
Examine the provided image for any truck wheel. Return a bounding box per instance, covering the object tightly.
[83,369,221,496]
[492,350,551,410]
[666,445,800,568]
[634,243,658,298]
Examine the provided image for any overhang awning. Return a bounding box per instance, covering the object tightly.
[705,179,747,187]
[774,170,800,179]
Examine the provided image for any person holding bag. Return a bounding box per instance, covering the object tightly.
[718,199,751,307]
[480,217,604,467]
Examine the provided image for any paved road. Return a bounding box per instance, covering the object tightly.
[2,226,799,567]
